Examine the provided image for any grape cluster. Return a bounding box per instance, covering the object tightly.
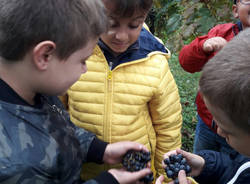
[122,150,154,184]
[164,154,191,184]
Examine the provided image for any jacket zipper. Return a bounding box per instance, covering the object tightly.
[104,68,112,143]
[103,68,113,171]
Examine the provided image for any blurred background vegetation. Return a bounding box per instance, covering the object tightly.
[145,0,235,151]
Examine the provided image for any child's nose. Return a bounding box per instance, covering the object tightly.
[115,30,128,41]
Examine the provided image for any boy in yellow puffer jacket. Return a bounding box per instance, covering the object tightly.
[61,0,183,183]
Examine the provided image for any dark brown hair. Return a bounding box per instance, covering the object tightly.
[103,0,153,17]
[0,0,108,61]
[199,28,250,133]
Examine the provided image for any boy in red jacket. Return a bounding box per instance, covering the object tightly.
[179,0,250,154]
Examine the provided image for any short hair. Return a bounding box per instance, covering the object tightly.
[199,28,250,133]
[103,0,153,17]
[0,0,108,61]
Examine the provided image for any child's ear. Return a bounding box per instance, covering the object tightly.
[32,41,56,70]
[232,4,239,19]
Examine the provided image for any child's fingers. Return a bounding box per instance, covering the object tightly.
[134,142,149,152]
[178,170,189,184]
[203,43,213,52]
[122,141,149,153]
[155,175,165,184]
[163,150,178,158]
[146,161,151,168]
[129,168,151,181]
[203,37,227,53]
[177,149,193,159]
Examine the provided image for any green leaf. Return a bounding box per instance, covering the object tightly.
[165,14,182,34]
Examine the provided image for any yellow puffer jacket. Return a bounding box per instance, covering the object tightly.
[61,30,182,183]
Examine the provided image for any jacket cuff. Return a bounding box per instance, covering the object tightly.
[194,151,217,182]
[93,171,119,184]
[198,38,211,56]
[87,137,108,164]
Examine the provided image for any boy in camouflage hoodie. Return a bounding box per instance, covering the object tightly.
[0,0,151,183]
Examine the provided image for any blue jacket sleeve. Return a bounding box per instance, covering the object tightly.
[194,151,228,183]
[194,151,250,184]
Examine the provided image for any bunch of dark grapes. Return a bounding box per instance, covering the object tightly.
[122,150,154,184]
[164,154,191,184]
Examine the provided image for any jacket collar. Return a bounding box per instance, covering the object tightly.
[98,38,139,58]
[0,78,42,108]
[98,39,139,70]
[233,21,243,36]
[98,27,167,69]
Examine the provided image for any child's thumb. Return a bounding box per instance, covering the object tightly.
[178,170,189,184]
[155,175,164,184]
[178,149,191,158]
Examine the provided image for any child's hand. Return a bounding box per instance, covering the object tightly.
[162,148,205,177]
[108,167,151,184]
[168,170,191,184]
[203,36,227,53]
[155,175,165,184]
[103,141,148,164]
[155,172,191,184]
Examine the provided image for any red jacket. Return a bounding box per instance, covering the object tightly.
[179,22,242,131]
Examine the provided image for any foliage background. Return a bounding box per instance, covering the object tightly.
[147,0,235,52]
[146,0,236,151]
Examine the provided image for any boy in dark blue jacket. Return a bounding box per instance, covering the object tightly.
[159,28,250,184]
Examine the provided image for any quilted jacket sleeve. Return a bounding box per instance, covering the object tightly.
[149,54,182,181]
[178,24,235,73]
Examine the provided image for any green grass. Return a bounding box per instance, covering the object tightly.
[168,54,201,152]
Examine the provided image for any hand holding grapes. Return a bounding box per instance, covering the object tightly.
[121,150,154,183]
[104,141,151,184]
[163,149,205,178]
[155,171,191,184]
[108,168,151,184]
[103,141,148,164]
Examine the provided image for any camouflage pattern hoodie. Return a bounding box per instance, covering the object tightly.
[0,79,118,184]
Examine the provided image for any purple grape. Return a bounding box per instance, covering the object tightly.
[122,150,153,184]
[164,153,192,181]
